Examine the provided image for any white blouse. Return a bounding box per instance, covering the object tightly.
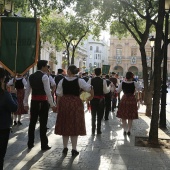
[116,81,143,93]
[56,76,91,97]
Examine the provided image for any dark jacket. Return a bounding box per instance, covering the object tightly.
[0,92,18,129]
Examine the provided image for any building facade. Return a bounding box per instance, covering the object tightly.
[83,35,109,73]
[109,36,170,78]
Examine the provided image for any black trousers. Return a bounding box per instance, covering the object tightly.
[0,128,10,170]
[28,100,49,148]
[90,98,104,133]
[104,95,111,120]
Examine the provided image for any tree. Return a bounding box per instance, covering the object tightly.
[74,0,165,144]
[41,13,100,67]
[13,0,74,17]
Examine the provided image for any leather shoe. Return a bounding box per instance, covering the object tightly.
[127,131,131,136]
[41,146,51,151]
[71,149,79,156]
[28,144,34,149]
[62,147,68,154]
[97,131,102,135]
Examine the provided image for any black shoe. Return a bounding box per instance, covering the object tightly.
[62,148,68,154]
[14,121,17,126]
[41,146,51,151]
[18,121,22,125]
[28,144,34,149]
[97,131,102,135]
[123,131,126,136]
[127,131,131,136]
[105,118,109,121]
[71,149,79,156]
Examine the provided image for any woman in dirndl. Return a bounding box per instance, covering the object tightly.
[7,74,27,125]
[116,71,143,136]
[55,65,94,156]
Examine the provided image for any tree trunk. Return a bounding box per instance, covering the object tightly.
[140,46,153,117]
[149,0,164,144]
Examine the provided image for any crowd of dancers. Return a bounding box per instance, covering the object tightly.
[0,60,143,169]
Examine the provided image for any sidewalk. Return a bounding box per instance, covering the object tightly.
[3,104,170,170]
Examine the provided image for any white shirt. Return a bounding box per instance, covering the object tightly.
[7,77,27,87]
[116,81,143,93]
[56,77,91,97]
[23,70,55,107]
[49,75,56,87]
[87,76,110,94]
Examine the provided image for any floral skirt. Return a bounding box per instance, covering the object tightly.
[55,95,86,136]
[116,94,138,120]
[14,89,27,115]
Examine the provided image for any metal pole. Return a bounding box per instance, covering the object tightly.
[159,12,169,129]
[150,46,153,78]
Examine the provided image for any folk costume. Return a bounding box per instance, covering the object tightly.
[116,81,142,120]
[104,78,112,120]
[7,77,27,125]
[55,77,91,136]
[88,76,109,134]
[23,70,55,150]
[54,70,64,103]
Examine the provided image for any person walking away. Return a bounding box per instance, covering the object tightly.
[110,72,118,111]
[0,68,18,170]
[55,65,94,156]
[54,69,64,103]
[7,74,27,125]
[116,71,143,136]
[104,75,114,120]
[23,60,56,151]
[88,68,110,135]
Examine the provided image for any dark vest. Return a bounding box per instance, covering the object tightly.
[55,74,64,86]
[122,82,135,94]
[29,71,46,95]
[62,78,80,96]
[81,76,89,82]
[15,79,24,89]
[91,77,103,96]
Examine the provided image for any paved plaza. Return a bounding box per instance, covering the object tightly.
[3,104,170,170]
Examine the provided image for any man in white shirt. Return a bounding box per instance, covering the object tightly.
[23,60,56,151]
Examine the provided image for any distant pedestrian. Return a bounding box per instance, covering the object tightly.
[116,71,143,136]
[23,60,56,151]
[88,68,110,135]
[55,65,94,156]
[7,74,27,125]
[0,68,18,170]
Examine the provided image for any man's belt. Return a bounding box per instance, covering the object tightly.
[93,95,104,99]
[32,95,47,101]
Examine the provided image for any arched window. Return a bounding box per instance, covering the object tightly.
[90,46,93,50]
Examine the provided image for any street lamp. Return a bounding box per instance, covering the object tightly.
[159,0,170,129]
[71,39,77,64]
[149,36,155,78]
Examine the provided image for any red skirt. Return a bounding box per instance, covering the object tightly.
[116,94,138,120]
[55,95,86,136]
[14,89,27,115]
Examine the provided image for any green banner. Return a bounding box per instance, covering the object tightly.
[102,65,110,74]
[0,17,40,75]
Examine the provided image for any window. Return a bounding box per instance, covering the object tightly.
[96,46,99,52]
[116,48,122,57]
[89,54,92,59]
[90,46,93,50]
[131,47,137,56]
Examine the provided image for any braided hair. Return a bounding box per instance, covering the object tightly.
[0,67,6,94]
